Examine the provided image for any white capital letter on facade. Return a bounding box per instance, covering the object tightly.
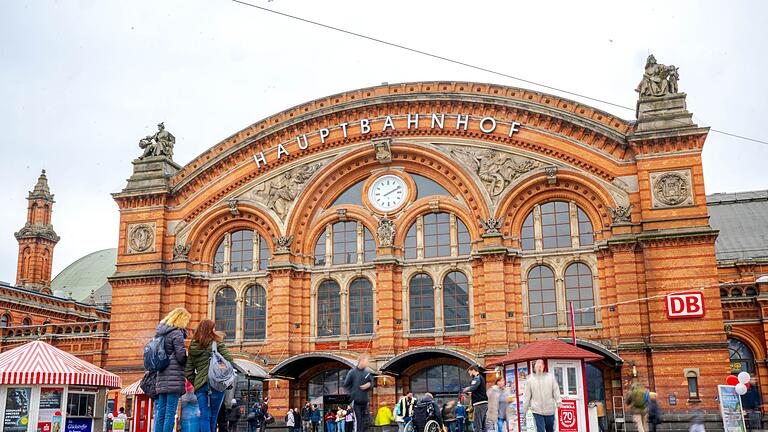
[319,128,330,143]
[431,113,445,129]
[479,117,497,133]
[508,121,521,137]
[382,116,396,131]
[253,152,267,168]
[296,134,309,150]
[339,122,349,138]
[407,113,419,129]
[277,143,290,159]
[360,119,371,134]
[456,114,469,130]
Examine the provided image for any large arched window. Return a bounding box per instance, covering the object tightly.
[314,221,376,267]
[317,280,341,337]
[404,213,472,259]
[307,368,348,403]
[349,278,373,335]
[215,287,237,340]
[244,285,267,340]
[728,338,762,409]
[409,273,435,333]
[443,272,470,332]
[565,263,595,326]
[411,364,471,402]
[520,201,594,251]
[528,266,556,329]
[1,314,9,328]
[212,230,271,274]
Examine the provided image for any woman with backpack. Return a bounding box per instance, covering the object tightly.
[184,319,235,432]
[153,308,191,432]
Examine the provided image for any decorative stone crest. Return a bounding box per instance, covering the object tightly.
[636,55,680,97]
[451,148,539,197]
[127,222,156,254]
[273,235,294,253]
[650,170,693,208]
[242,162,323,220]
[173,243,191,260]
[228,199,240,216]
[139,122,175,160]
[479,217,503,235]
[608,205,633,224]
[377,217,396,247]
[545,166,558,185]
[373,138,392,163]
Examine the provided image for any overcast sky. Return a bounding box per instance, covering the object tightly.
[1,0,767,282]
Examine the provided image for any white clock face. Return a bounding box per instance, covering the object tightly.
[369,174,408,212]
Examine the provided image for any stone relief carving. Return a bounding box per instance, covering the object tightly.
[608,205,633,225]
[273,235,294,253]
[228,199,240,216]
[139,122,175,160]
[14,223,60,243]
[241,162,324,220]
[377,217,396,247]
[636,55,680,97]
[173,243,191,259]
[545,166,558,185]
[373,138,392,163]
[127,222,156,254]
[650,170,693,208]
[479,217,503,235]
[450,147,539,197]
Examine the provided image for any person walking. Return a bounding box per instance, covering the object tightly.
[624,380,649,432]
[294,408,303,432]
[302,403,313,432]
[184,319,235,432]
[395,392,416,432]
[228,400,243,432]
[247,401,264,432]
[521,360,562,432]
[488,378,510,432]
[455,400,467,432]
[343,354,375,432]
[344,405,354,432]
[311,405,322,432]
[463,365,488,432]
[443,400,457,432]
[286,408,296,432]
[152,308,191,432]
[647,392,662,432]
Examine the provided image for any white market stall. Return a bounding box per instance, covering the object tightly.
[0,341,122,432]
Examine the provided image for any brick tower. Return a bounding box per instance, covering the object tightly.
[14,169,60,293]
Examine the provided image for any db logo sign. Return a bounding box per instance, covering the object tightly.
[666,292,705,318]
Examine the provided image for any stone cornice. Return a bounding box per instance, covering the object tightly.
[607,227,718,249]
[14,223,60,243]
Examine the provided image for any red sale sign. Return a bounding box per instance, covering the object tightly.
[558,399,578,432]
[666,292,705,318]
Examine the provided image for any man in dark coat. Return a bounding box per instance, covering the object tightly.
[343,354,375,432]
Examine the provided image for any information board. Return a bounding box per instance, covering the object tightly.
[38,388,64,432]
[4,387,32,432]
[718,385,746,432]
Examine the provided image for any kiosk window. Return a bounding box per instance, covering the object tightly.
[67,393,96,417]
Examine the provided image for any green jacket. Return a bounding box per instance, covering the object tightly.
[184,340,234,391]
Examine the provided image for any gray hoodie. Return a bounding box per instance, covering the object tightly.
[154,322,188,395]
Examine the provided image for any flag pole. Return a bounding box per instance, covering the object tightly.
[569,301,576,346]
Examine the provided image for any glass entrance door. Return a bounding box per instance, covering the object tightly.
[549,360,586,432]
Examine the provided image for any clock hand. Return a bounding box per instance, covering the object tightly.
[383,185,402,197]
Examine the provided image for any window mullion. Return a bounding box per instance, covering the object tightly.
[324,225,332,268]
[435,283,444,336]
[253,232,260,271]
[449,214,458,257]
[356,223,364,264]
[569,202,580,248]
[416,216,424,259]
[533,206,543,251]
[223,232,231,274]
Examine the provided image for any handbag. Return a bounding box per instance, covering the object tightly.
[265,413,275,425]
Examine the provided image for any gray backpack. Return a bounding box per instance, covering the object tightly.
[208,342,236,392]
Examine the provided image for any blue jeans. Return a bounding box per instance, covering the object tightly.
[337,421,345,432]
[497,419,507,432]
[456,418,465,432]
[154,393,182,432]
[195,385,226,432]
[446,421,457,432]
[533,414,554,432]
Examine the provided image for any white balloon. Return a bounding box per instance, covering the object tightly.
[735,383,748,396]
[738,371,751,384]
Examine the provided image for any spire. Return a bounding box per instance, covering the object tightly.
[15,170,58,292]
[28,169,54,201]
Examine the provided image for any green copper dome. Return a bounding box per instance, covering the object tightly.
[51,248,117,303]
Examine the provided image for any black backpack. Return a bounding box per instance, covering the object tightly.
[139,371,158,400]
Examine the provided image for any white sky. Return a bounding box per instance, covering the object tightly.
[1,0,767,282]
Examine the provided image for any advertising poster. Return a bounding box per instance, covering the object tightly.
[558,399,578,432]
[505,366,518,432]
[718,385,746,432]
[65,418,92,432]
[38,388,64,432]
[4,387,32,432]
[516,363,535,432]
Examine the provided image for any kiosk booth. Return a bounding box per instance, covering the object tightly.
[0,341,122,432]
[120,381,153,432]
[488,339,603,432]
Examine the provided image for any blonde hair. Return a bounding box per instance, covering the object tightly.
[161,308,192,329]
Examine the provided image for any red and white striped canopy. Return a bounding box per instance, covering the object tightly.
[121,379,144,395]
[0,341,121,388]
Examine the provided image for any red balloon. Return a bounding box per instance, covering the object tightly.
[745,383,750,390]
[726,375,739,386]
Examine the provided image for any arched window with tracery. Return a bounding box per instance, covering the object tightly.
[215,287,237,340]
[317,280,341,337]
[728,338,762,409]
[444,271,470,332]
[565,263,595,326]
[528,266,557,329]
[313,221,375,267]
[212,230,271,274]
[0,314,9,328]
[520,201,594,251]
[404,212,472,259]
[409,273,435,333]
[349,278,373,335]
[244,285,267,340]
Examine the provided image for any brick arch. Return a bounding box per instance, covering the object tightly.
[300,207,379,258]
[499,170,615,242]
[394,199,480,248]
[729,330,766,361]
[287,143,490,252]
[187,204,281,264]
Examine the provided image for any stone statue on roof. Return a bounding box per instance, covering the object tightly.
[636,55,680,97]
[139,122,175,159]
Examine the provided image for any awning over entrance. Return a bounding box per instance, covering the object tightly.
[270,352,357,379]
[379,347,476,375]
[234,358,269,379]
[487,339,603,366]
[564,338,623,365]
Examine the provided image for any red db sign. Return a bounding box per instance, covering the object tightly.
[666,292,705,318]
[558,399,578,432]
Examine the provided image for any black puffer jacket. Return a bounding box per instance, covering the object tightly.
[154,322,188,394]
